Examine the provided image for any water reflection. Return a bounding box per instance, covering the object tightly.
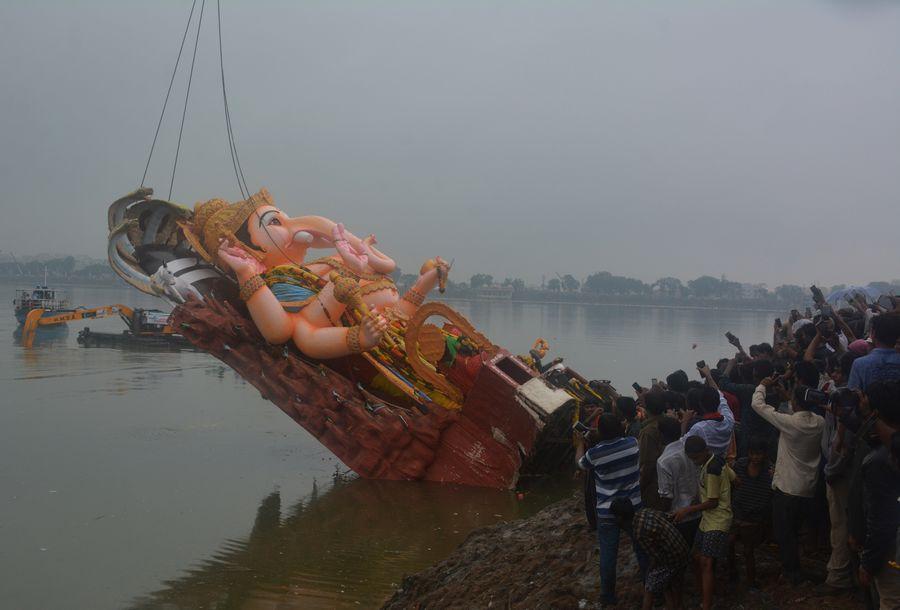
[129,478,566,610]
[12,325,71,373]
[12,324,69,347]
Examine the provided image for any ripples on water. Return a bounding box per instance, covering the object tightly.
[0,282,774,609]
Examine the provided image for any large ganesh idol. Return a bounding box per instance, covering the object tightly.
[177,188,446,360]
[106,187,574,489]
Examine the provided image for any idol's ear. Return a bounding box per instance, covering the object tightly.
[226,231,265,262]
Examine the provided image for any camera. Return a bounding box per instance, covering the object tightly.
[696,360,706,370]
[572,421,592,435]
[810,285,826,305]
[800,386,829,404]
[632,382,645,394]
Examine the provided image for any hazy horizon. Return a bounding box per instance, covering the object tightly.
[2,0,899,288]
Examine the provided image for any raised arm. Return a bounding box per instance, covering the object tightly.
[699,364,719,392]
[723,355,738,380]
[832,309,857,343]
[804,332,822,362]
[751,381,793,432]
[718,390,734,428]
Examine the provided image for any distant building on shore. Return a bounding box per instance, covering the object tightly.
[473,284,514,300]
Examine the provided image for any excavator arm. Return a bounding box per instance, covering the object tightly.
[21,305,133,347]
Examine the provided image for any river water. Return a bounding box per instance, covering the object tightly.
[0,281,775,609]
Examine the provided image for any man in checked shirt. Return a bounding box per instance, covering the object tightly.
[611,497,691,610]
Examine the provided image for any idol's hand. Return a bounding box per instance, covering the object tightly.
[218,239,266,279]
[332,223,369,274]
[361,234,377,250]
[420,257,451,293]
[359,311,388,350]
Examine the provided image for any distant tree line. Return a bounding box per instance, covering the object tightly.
[6,258,897,310]
[0,256,117,282]
[404,269,900,309]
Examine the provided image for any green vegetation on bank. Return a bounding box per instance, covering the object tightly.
[0,256,117,283]
[4,256,896,310]
[394,271,900,310]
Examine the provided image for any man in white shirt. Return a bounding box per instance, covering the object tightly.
[657,417,701,546]
[683,386,735,458]
[751,378,825,584]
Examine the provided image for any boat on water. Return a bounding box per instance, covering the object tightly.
[15,285,183,349]
[13,284,74,326]
[77,308,192,349]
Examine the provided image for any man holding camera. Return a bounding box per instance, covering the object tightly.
[716,351,778,460]
[683,367,735,459]
[751,377,824,584]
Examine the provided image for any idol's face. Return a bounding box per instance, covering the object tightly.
[247,206,294,256]
[246,206,337,265]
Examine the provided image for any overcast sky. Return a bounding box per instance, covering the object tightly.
[1,0,898,287]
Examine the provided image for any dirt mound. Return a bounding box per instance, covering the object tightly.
[382,493,865,610]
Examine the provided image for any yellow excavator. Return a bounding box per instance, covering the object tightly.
[20,304,133,347]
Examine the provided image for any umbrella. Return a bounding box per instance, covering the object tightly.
[825,284,882,305]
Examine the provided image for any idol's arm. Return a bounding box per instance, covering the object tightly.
[292,316,358,359]
[293,308,388,359]
[396,263,443,316]
[237,268,294,344]
[220,241,295,345]
[354,234,396,274]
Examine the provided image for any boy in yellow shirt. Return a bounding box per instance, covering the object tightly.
[674,435,736,610]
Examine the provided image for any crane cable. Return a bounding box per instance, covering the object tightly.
[140,0,307,270]
[139,0,198,189]
[215,0,306,270]
[216,0,250,200]
[168,0,207,200]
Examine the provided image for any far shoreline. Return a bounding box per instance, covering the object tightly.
[436,295,785,314]
[1,277,789,314]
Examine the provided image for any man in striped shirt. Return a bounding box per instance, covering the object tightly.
[576,413,643,607]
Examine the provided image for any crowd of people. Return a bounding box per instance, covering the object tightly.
[574,290,900,609]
